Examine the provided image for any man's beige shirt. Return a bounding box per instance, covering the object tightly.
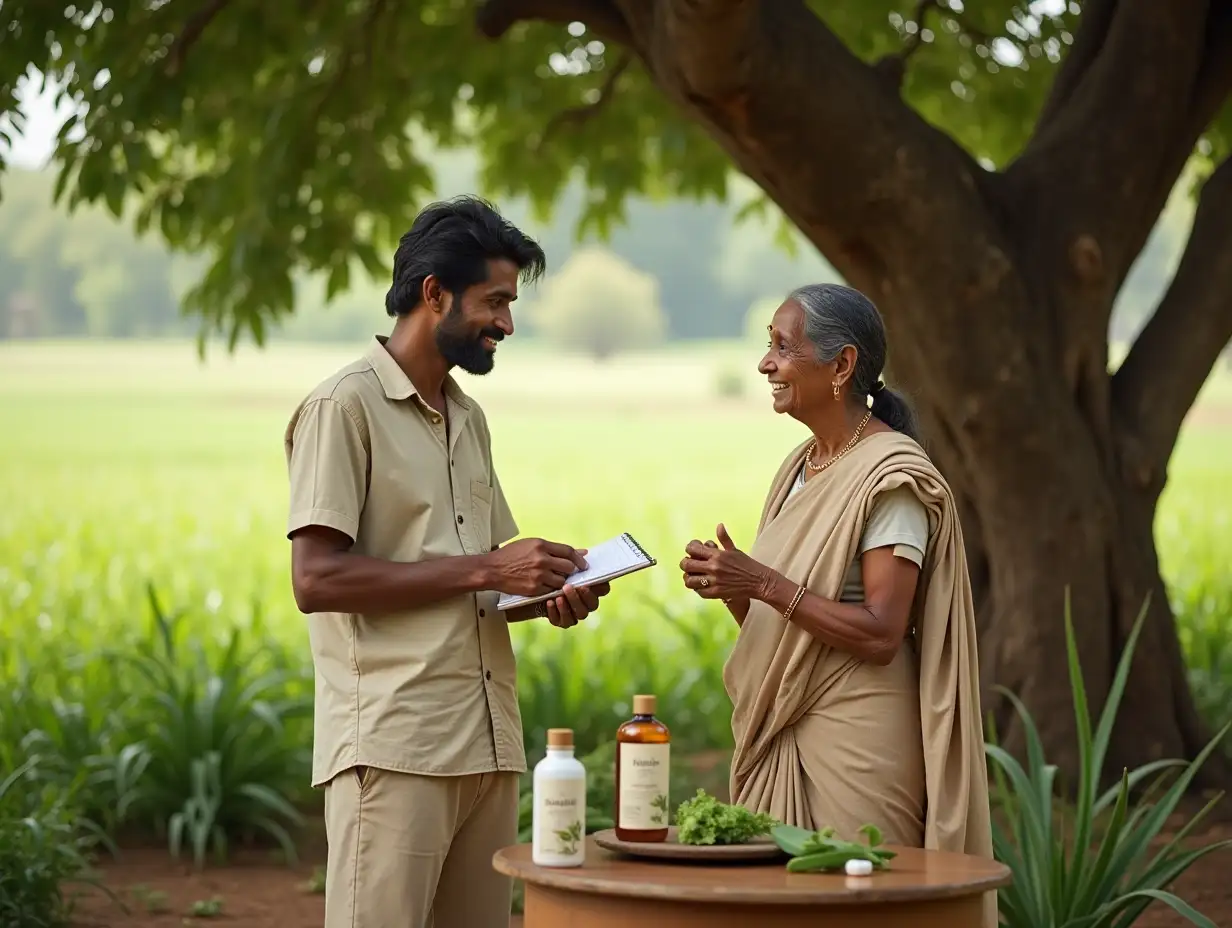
[284,336,524,787]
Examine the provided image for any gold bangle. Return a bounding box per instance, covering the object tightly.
[781,584,806,623]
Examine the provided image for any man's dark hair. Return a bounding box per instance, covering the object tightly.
[385,196,547,317]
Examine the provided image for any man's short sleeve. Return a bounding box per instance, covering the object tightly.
[285,397,369,542]
[490,467,519,548]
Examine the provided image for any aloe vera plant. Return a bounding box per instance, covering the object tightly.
[986,594,1231,928]
[772,823,896,872]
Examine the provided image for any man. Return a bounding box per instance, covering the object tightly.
[284,195,609,928]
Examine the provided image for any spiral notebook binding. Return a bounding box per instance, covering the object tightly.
[620,532,656,565]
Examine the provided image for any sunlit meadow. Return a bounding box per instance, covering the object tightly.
[1,338,1229,874]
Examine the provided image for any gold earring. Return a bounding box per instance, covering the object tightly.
[832,382,840,400]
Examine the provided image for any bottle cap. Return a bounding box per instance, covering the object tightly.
[633,694,656,715]
[546,728,574,747]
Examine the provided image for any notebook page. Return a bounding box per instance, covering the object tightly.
[496,533,651,610]
[564,534,646,587]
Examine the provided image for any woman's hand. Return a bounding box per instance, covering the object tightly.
[679,524,774,601]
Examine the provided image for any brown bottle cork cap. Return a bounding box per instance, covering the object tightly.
[633,694,657,715]
[546,728,573,747]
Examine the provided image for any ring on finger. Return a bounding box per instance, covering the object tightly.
[699,576,710,588]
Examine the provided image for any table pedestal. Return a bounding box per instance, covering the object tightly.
[525,882,984,928]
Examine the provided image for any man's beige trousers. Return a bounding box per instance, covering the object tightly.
[323,766,520,928]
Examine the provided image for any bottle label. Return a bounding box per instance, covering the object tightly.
[619,742,670,830]
[534,778,585,858]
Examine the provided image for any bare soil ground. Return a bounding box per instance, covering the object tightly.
[70,812,1231,928]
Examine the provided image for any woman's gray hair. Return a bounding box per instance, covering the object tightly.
[787,283,922,443]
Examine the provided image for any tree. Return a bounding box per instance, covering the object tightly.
[2,1,1231,784]
[530,246,666,358]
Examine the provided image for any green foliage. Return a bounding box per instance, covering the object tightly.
[188,896,224,918]
[986,595,1232,928]
[0,579,315,872]
[674,789,779,846]
[0,2,730,347]
[109,588,314,868]
[6,1,1222,345]
[528,246,666,358]
[1171,579,1232,758]
[0,759,101,928]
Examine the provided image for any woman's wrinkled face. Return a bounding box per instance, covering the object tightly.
[758,300,830,417]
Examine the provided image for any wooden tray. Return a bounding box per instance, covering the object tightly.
[591,827,785,862]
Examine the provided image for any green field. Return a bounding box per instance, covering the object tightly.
[1,338,1230,869]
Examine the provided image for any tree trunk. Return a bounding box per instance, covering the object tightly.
[478,0,1232,789]
[842,244,1229,788]
[920,371,1220,786]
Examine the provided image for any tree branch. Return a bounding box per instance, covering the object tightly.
[872,0,936,91]
[1112,156,1232,494]
[1032,0,1120,134]
[478,0,1020,411]
[165,0,232,77]
[1009,2,1208,229]
[1187,2,1232,140]
[1021,0,1207,163]
[660,0,764,100]
[532,53,631,152]
[872,0,992,92]
[475,0,633,46]
[1000,1,1215,340]
[639,0,991,263]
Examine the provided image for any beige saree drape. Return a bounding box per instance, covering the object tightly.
[723,431,996,927]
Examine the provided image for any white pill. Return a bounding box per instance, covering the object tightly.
[845,858,874,876]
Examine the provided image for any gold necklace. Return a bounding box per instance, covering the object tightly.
[806,410,872,473]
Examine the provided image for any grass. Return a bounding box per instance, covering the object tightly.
[0,338,802,764]
[0,338,1230,901]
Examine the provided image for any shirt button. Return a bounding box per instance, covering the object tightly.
[485,669,492,681]
[479,609,486,618]
[457,514,464,524]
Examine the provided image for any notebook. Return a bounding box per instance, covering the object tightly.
[495,532,657,611]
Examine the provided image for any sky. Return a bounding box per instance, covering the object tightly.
[2,79,69,170]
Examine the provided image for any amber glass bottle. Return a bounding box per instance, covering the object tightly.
[615,694,671,842]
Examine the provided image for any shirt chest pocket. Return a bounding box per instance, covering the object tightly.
[470,479,493,551]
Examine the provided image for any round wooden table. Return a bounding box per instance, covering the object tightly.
[494,837,1010,928]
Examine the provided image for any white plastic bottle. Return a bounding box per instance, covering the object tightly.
[532,728,587,867]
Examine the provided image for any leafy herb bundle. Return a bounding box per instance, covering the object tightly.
[674,789,779,846]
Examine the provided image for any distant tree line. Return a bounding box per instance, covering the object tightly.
[0,151,1193,353]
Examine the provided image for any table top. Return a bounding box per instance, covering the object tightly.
[493,837,1012,906]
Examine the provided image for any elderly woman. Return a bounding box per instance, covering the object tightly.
[680,283,993,915]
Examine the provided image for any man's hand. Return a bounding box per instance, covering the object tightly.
[544,581,611,629]
[484,538,588,597]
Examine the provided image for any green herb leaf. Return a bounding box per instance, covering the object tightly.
[673,789,779,846]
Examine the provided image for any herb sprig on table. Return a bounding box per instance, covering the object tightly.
[771,823,896,872]
[674,789,780,846]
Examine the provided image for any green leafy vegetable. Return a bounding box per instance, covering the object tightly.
[771,823,896,872]
[674,789,780,846]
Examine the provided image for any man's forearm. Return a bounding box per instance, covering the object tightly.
[294,549,495,615]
